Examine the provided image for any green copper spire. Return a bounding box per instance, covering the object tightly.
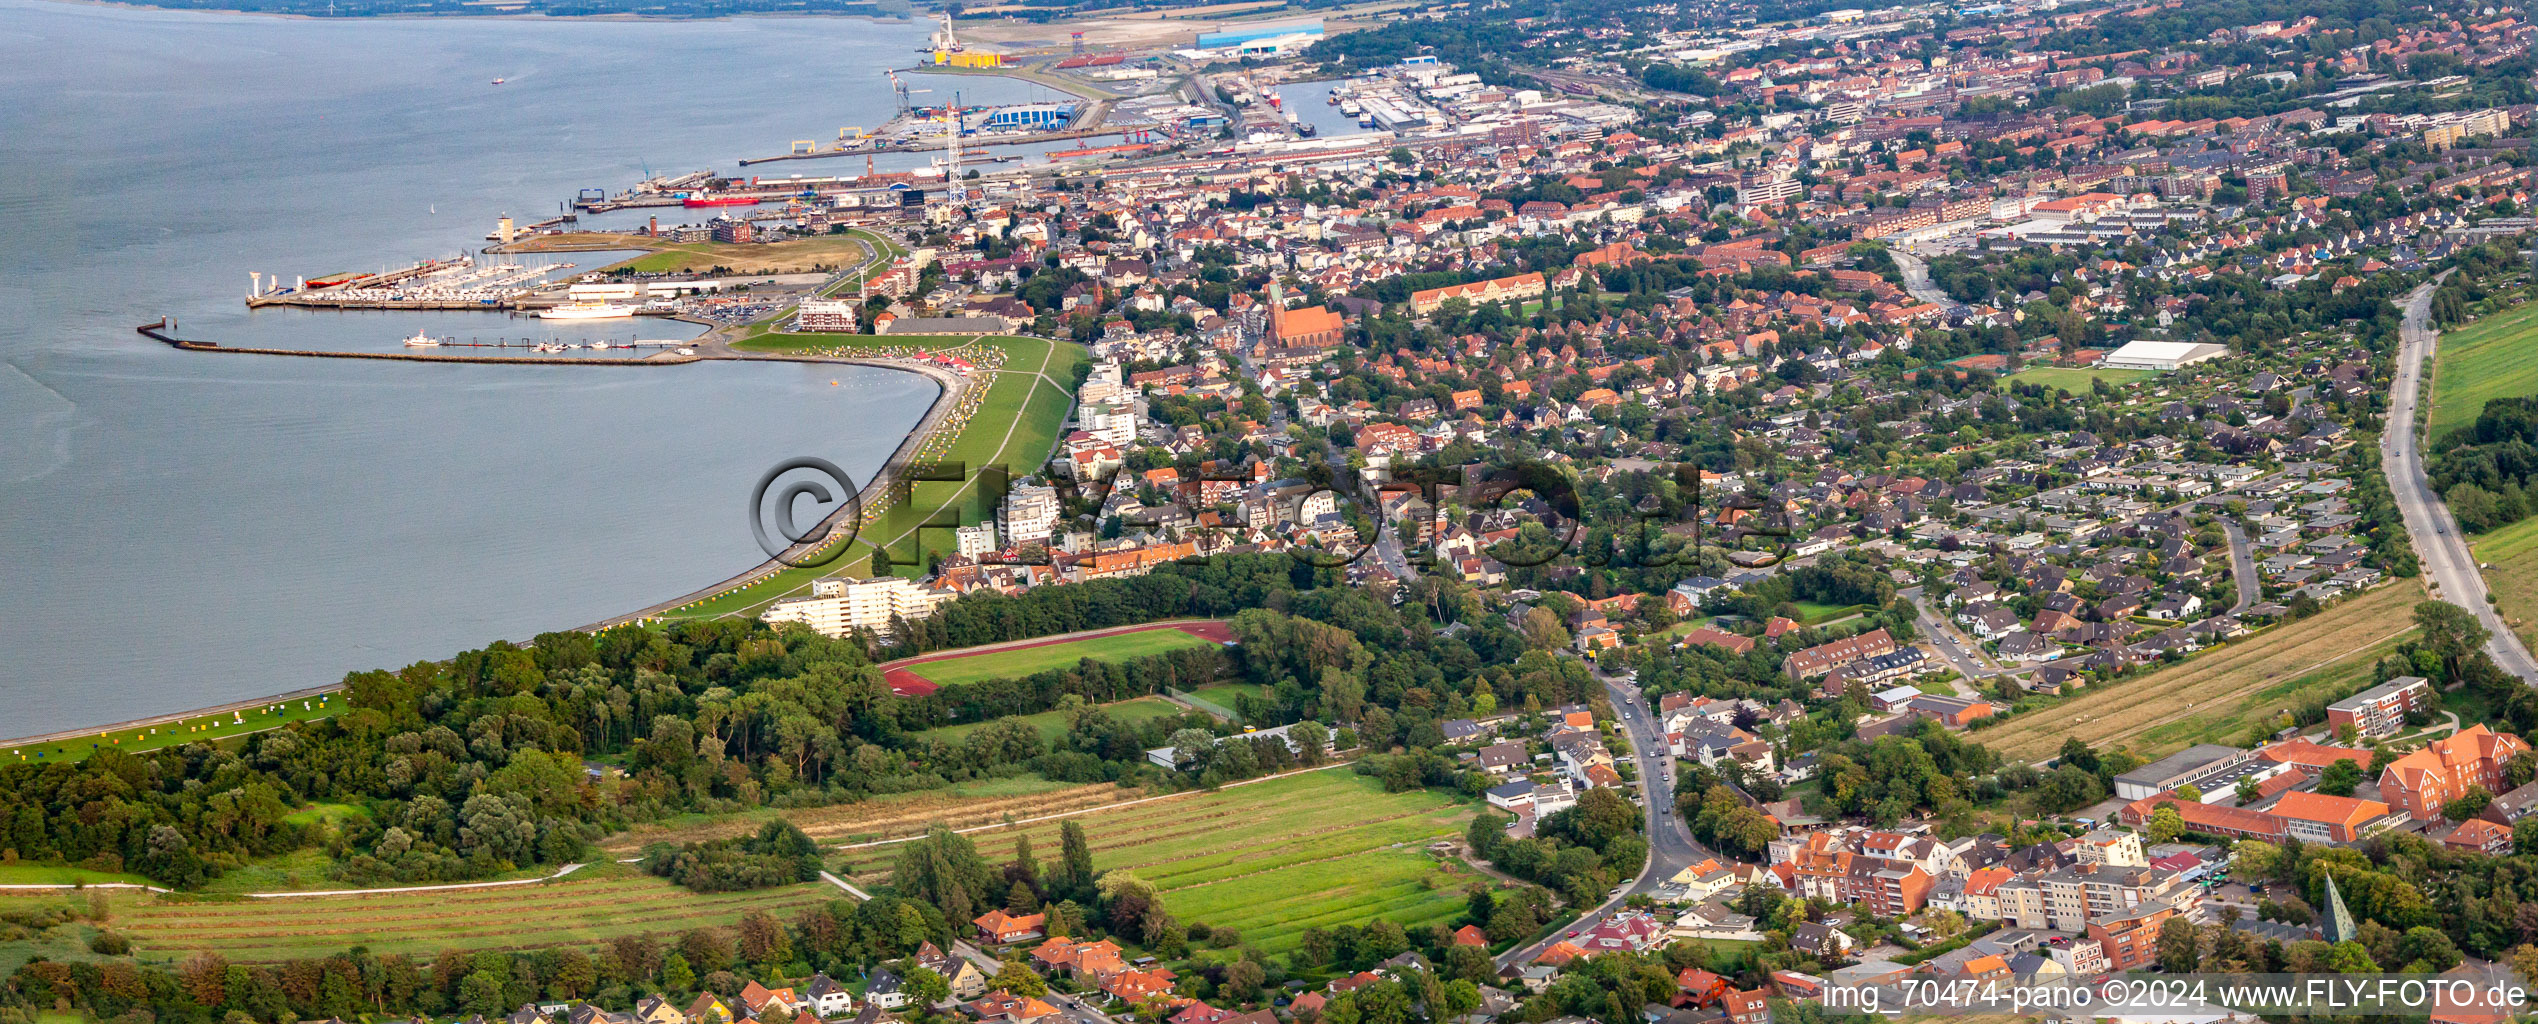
[2322,872,2358,945]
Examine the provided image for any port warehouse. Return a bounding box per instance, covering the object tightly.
[966,101,1079,130]
[1194,19,1323,53]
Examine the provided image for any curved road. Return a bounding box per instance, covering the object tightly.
[1494,668,1712,968]
[2387,278,2538,681]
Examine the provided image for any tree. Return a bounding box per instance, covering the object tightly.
[2415,601,2491,676]
[1223,959,1265,1002]
[1059,820,1094,890]
[2156,918,2201,973]
[2174,783,2202,802]
[2038,764,2105,812]
[2146,805,2187,844]
[2318,759,2363,797]
[902,967,950,1007]
[2444,786,2494,822]
[2231,841,2282,881]
[990,960,1046,997]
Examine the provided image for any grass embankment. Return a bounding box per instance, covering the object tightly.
[7,695,343,766]
[1982,582,2425,762]
[505,231,883,276]
[0,863,830,963]
[908,696,1186,746]
[2474,515,2538,653]
[1998,366,2158,393]
[663,333,1083,621]
[836,770,1478,955]
[2428,295,2538,444]
[906,629,1222,689]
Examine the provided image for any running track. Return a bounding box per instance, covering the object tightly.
[879,619,1233,695]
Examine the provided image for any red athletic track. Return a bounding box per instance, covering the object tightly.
[880,620,1234,696]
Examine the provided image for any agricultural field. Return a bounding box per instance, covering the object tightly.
[836,769,1481,954]
[7,694,343,766]
[0,863,835,963]
[894,624,1227,690]
[2474,515,2538,653]
[601,777,1135,853]
[668,334,1084,618]
[1997,366,2156,393]
[1982,582,2425,762]
[2428,294,2538,444]
[910,695,1187,745]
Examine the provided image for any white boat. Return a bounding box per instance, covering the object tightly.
[587,340,610,350]
[537,302,641,320]
[402,331,440,348]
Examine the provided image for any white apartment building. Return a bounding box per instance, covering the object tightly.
[1080,401,1139,447]
[1000,483,1062,547]
[955,522,1000,558]
[795,298,861,332]
[761,576,945,640]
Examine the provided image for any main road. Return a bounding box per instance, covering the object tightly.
[2386,278,2538,681]
[1494,665,1713,968]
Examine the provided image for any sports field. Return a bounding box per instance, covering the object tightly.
[910,695,1187,745]
[1983,582,2424,762]
[668,333,1084,619]
[0,862,831,963]
[2475,515,2538,652]
[838,770,1479,954]
[1998,366,2156,393]
[2428,295,2538,444]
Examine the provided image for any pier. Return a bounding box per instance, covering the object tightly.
[137,319,699,366]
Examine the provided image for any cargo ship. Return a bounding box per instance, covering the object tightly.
[537,302,642,320]
[682,195,762,208]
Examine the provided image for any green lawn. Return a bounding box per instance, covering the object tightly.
[2429,296,2538,444]
[7,695,343,766]
[0,865,158,886]
[909,696,1186,745]
[2475,515,2538,653]
[1188,682,1269,706]
[664,333,1084,620]
[1999,366,2157,393]
[1791,601,1867,624]
[901,629,1220,688]
[843,771,1480,955]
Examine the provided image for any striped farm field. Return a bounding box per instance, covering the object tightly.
[0,862,832,962]
[837,769,1478,954]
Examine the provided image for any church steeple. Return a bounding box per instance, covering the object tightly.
[2322,872,2358,945]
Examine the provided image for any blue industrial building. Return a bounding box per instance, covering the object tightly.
[978,101,1078,129]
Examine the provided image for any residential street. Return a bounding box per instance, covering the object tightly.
[1902,586,2004,688]
[2220,520,2259,614]
[1890,249,1959,310]
[1495,667,1711,968]
[951,940,1116,1024]
[2386,279,2538,682]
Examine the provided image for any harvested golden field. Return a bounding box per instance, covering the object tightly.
[1984,582,2425,762]
[600,778,1138,854]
